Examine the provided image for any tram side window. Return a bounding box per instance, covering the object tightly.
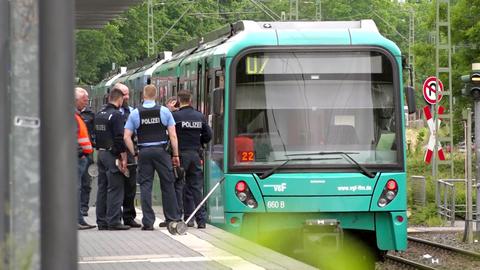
[212,99,223,145]
[137,91,142,106]
[210,72,224,167]
[97,96,103,111]
[214,73,225,145]
[165,80,171,97]
[190,79,198,109]
[204,77,212,115]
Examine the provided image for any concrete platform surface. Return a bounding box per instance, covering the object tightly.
[408,220,465,233]
[78,207,316,270]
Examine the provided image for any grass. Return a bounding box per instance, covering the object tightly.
[408,203,444,226]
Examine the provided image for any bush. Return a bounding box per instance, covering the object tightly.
[409,203,444,226]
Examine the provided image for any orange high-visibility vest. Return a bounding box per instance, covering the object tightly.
[75,113,93,154]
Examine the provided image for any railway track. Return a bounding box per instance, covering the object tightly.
[408,236,480,259]
[381,236,480,270]
[385,254,437,270]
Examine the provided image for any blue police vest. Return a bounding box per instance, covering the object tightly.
[173,106,206,151]
[94,106,116,149]
[137,105,168,144]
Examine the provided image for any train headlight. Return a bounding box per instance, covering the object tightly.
[237,192,247,202]
[386,190,396,200]
[377,179,398,207]
[246,199,257,208]
[235,180,258,209]
[378,198,388,207]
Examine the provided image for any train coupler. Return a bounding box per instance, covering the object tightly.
[303,219,344,252]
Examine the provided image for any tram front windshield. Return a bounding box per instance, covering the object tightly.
[232,50,401,170]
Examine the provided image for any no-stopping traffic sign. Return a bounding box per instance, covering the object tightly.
[422,76,443,105]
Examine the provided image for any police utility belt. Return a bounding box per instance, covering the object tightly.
[137,144,167,150]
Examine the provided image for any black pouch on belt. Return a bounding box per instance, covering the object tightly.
[174,166,185,184]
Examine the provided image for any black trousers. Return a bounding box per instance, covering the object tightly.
[96,150,125,227]
[137,146,180,226]
[180,150,206,224]
[122,152,137,223]
[80,154,93,213]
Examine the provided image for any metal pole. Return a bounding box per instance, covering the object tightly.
[295,0,299,20]
[147,0,154,57]
[289,0,292,20]
[0,0,10,268]
[10,0,42,268]
[316,0,321,21]
[475,100,480,237]
[465,108,473,243]
[39,0,77,269]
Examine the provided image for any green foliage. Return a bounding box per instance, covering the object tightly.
[409,203,444,226]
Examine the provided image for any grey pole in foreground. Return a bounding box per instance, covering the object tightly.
[476,96,480,236]
[10,0,42,268]
[0,0,10,268]
[40,0,77,269]
[473,63,480,237]
[465,108,473,243]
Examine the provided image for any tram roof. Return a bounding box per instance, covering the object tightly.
[163,19,400,64]
[75,0,143,29]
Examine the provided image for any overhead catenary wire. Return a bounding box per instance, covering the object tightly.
[247,0,280,21]
[189,11,262,16]
[370,10,409,43]
[155,0,196,46]
[253,0,282,20]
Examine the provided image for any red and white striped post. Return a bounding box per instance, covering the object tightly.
[424,105,446,164]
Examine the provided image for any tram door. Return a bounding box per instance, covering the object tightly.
[204,66,225,223]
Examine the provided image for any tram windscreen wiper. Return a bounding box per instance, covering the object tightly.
[285,151,376,178]
[258,157,340,180]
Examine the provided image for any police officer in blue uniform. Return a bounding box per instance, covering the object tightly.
[124,84,181,230]
[116,83,141,228]
[173,90,212,229]
[94,88,130,230]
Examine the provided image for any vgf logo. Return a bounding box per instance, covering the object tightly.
[264,183,287,192]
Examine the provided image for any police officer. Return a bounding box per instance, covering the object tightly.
[115,83,141,228]
[166,96,179,112]
[173,90,212,229]
[124,84,181,230]
[94,88,130,230]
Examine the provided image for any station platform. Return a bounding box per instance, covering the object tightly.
[78,207,316,270]
[408,220,465,233]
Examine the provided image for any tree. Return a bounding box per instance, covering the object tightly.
[76,24,125,84]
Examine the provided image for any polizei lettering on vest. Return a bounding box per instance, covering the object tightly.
[95,124,107,131]
[142,117,160,125]
[181,121,202,128]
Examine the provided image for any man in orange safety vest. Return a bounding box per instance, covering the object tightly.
[75,88,95,230]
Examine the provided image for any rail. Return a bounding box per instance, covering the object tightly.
[385,254,437,270]
[408,236,480,259]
